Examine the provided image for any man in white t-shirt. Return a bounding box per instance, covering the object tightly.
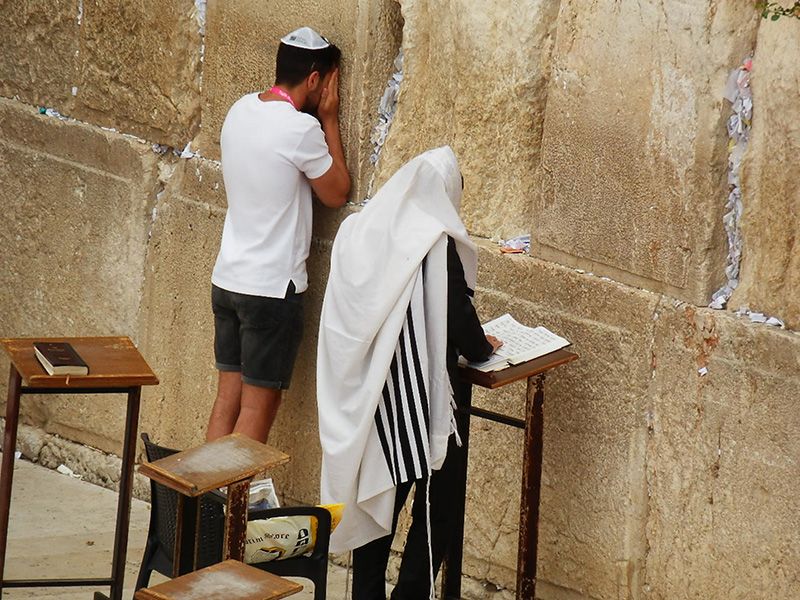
[207,27,351,443]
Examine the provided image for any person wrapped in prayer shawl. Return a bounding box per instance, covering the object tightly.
[316,146,501,599]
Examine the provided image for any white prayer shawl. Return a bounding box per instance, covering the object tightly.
[317,146,477,553]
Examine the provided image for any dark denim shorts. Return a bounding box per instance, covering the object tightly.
[211,282,304,389]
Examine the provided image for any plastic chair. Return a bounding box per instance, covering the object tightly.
[135,433,331,600]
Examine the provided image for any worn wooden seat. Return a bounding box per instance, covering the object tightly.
[133,559,302,600]
[137,433,290,574]
[138,433,289,497]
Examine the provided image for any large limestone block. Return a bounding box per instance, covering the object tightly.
[267,243,332,505]
[646,305,800,599]
[732,21,800,328]
[0,101,157,337]
[137,159,225,452]
[74,0,202,146]
[197,0,378,165]
[346,0,404,200]
[448,242,658,597]
[0,0,81,110]
[0,99,160,454]
[532,1,760,305]
[376,0,560,238]
[0,1,201,146]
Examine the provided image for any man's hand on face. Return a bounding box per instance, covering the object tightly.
[317,68,340,125]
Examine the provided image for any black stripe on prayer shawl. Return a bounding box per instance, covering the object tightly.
[399,318,429,475]
[391,350,415,482]
[406,309,431,433]
[377,346,406,482]
[375,304,430,484]
[375,387,397,485]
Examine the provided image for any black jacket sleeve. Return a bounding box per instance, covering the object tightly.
[447,237,494,363]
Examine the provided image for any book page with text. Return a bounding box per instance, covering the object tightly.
[463,313,571,372]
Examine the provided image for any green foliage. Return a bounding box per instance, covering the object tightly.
[756,1,800,20]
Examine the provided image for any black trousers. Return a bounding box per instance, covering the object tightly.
[352,436,460,600]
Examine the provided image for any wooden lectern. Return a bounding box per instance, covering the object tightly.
[441,349,578,600]
[0,336,158,600]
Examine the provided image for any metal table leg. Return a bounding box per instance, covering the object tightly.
[516,375,545,600]
[0,367,22,597]
[107,386,142,599]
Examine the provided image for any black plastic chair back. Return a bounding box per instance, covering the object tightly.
[135,433,224,589]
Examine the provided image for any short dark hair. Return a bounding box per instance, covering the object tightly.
[275,42,341,87]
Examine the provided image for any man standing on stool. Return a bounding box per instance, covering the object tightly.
[207,27,350,443]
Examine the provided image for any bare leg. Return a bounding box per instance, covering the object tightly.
[206,371,243,441]
[233,384,282,443]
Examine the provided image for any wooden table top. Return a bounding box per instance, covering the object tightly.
[133,559,302,600]
[0,336,158,388]
[138,434,290,497]
[460,349,579,390]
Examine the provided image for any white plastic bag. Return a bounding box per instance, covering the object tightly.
[244,503,343,564]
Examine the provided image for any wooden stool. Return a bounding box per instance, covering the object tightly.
[133,559,302,600]
[138,433,289,576]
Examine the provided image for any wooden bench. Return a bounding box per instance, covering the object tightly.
[133,559,302,600]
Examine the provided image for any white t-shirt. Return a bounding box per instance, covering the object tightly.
[212,93,333,297]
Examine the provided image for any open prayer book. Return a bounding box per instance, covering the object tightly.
[461,313,571,372]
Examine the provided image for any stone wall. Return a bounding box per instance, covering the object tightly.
[732,17,800,327]
[1,1,799,598]
[532,2,759,305]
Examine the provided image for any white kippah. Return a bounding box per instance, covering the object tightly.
[281,27,330,50]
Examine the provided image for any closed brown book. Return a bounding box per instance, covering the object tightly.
[33,342,89,376]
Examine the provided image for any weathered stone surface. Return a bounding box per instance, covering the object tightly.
[346,0,404,200]
[376,0,559,238]
[461,417,524,589]
[0,99,159,454]
[1,419,151,501]
[74,0,202,146]
[197,0,388,174]
[15,422,46,461]
[646,304,800,599]
[168,157,227,211]
[0,0,81,111]
[732,21,800,328]
[136,158,225,452]
[268,242,332,505]
[0,99,155,181]
[0,1,201,146]
[532,1,760,305]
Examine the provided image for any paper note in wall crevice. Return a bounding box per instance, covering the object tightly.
[460,313,571,372]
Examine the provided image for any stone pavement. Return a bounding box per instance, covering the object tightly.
[2,454,359,599]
